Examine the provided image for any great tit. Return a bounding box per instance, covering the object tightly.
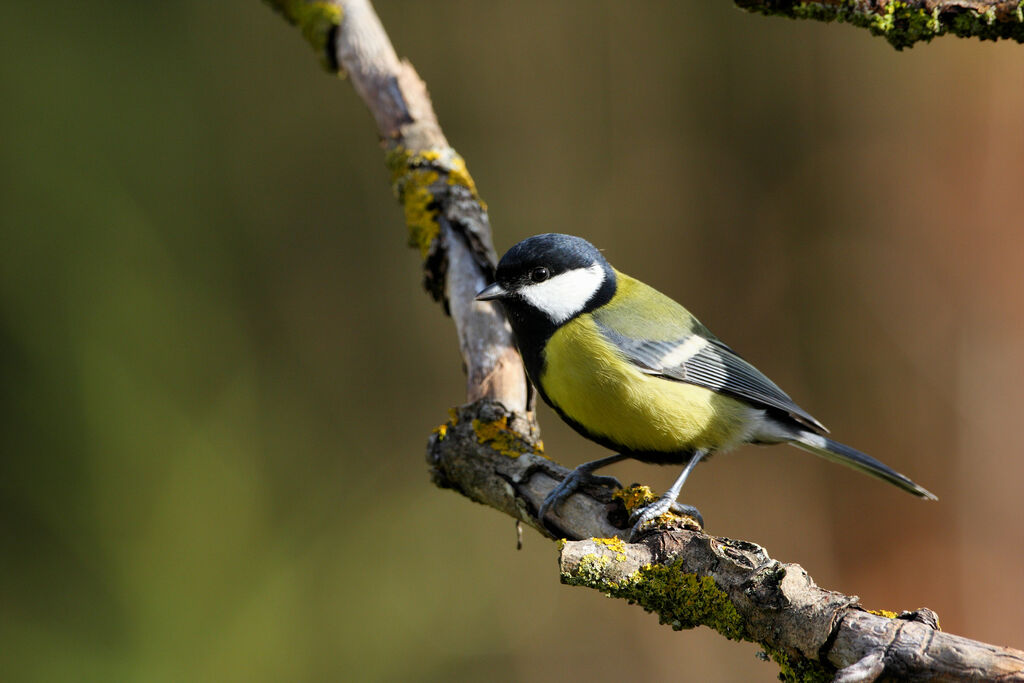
[476,233,936,539]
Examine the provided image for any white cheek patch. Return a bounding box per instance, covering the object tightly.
[519,264,605,323]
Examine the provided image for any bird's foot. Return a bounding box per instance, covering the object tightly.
[669,502,704,528]
[537,468,622,525]
[628,496,703,541]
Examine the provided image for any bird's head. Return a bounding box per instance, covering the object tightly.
[476,233,615,325]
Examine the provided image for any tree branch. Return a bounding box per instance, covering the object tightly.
[561,535,1024,681]
[735,0,1024,50]
[265,1,1024,679]
[264,0,530,413]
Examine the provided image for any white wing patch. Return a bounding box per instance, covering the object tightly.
[520,264,605,324]
[657,336,709,368]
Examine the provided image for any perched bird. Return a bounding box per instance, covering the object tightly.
[476,233,936,539]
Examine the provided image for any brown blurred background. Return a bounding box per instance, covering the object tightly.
[2,1,1023,680]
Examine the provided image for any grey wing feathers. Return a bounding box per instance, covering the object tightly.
[596,323,827,433]
[686,340,827,432]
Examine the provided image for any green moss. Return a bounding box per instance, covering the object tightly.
[562,553,840,678]
[264,0,343,69]
[741,0,1024,50]
[762,645,832,683]
[792,0,943,49]
[785,2,837,23]
[631,563,746,639]
[563,557,745,641]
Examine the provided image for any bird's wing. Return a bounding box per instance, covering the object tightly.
[596,323,827,433]
[591,273,826,433]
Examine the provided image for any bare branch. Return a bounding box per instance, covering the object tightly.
[265,1,1024,679]
[736,0,1024,50]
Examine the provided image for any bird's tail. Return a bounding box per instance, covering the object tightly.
[790,431,937,500]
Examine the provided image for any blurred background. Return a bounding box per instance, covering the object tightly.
[2,1,1023,680]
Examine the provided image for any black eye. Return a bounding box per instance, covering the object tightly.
[530,267,550,283]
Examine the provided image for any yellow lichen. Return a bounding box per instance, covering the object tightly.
[433,423,448,441]
[386,145,486,259]
[652,509,681,528]
[612,484,699,532]
[401,168,440,258]
[613,485,656,513]
[571,553,614,585]
[387,147,442,259]
[593,536,627,561]
[387,146,442,187]
[445,154,486,209]
[868,609,899,619]
[471,416,538,458]
[385,145,410,186]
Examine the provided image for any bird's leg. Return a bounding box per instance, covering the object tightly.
[629,449,706,540]
[537,454,627,524]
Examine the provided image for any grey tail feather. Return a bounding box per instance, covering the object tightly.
[790,431,937,500]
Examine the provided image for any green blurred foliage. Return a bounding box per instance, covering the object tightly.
[2,1,1023,681]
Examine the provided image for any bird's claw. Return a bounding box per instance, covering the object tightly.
[628,497,703,541]
[585,473,623,489]
[537,470,623,525]
[669,502,704,528]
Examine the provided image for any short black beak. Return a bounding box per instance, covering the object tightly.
[475,282,507,301]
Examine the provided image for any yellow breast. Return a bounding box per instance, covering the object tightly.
[540,315,754,454]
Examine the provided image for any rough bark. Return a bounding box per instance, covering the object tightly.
[264,1,1024,680]
[561,534,1024,681]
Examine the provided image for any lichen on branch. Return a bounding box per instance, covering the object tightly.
[560,531,1024,680]
[562,556,747,640]
[263,0,343,69]
[386,145,490,300]
[265,1,1024,679]
[735,0,1024,49]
